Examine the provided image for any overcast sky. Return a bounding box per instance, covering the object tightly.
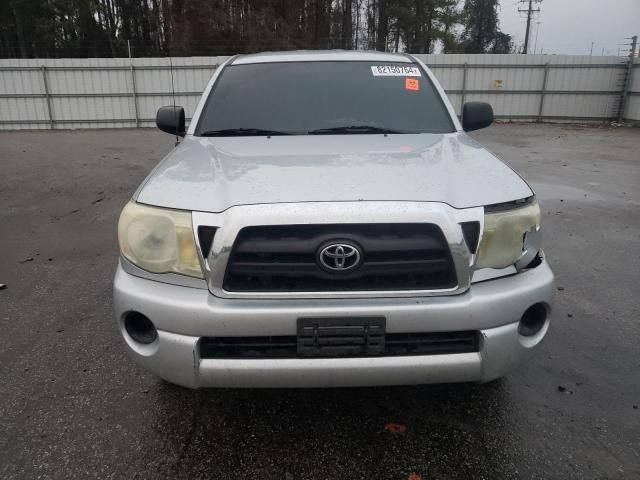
[497,0,640,56]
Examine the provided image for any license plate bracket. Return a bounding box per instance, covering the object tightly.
[297,317,386,358]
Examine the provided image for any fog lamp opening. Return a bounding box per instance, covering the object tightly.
[519,303,547,337]
[124,311,158,345]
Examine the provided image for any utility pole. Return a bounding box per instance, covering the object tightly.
[589,41,594,56]
[519,0,541,54]
[533,21,541,54]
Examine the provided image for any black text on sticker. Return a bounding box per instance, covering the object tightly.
[371,65,421,77]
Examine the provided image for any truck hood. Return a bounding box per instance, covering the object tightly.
[136,133,533,212]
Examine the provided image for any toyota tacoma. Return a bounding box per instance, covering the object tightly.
[113,51,555,388]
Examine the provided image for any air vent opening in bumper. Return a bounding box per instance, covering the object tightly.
[199,331,480,359]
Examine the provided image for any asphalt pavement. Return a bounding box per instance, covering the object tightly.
[0,123,638,479]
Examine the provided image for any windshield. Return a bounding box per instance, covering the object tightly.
[195,61,455,136]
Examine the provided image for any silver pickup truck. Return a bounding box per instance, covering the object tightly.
[113,50,555,389]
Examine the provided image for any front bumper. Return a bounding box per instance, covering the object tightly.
[113,258,555,388]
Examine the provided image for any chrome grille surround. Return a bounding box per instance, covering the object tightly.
[192,201,484,299]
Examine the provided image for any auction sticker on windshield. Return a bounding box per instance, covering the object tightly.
[405,78,420,91]
[371,65,421,76]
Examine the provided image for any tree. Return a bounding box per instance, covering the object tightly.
[460,0,511,54]
[341,0,353,49]
[0,0,471,58]
[491,31,513,53]
[436,0,463,53]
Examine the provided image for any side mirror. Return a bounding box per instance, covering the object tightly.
[462,102,493,132]
[156,105,185,137]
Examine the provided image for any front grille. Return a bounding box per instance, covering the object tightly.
[199,331,479,359]
[223,224,457,292]
[197,226,217,257]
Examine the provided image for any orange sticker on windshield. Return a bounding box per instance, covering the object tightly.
[405,78,420,91]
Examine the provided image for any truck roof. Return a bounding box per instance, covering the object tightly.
[232,50,413,65]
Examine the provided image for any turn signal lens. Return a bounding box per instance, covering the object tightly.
[118,202,203,278]
[475,199,541,269]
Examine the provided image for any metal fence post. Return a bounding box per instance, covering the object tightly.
[129,64,140,127]
[41,65,54,129]
[460,62,468,115]
[538,62,550,122]
[619,35,638,123]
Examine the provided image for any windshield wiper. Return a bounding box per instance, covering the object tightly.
[199,128,292,137]
[308,125,407,135]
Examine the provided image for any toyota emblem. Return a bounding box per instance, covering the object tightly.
[318,242,362,272]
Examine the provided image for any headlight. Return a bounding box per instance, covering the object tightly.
[475,199,541,269]
[117,201,203,278]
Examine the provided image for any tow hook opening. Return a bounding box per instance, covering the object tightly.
[518,303,548,337]
[124,311,158,345]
